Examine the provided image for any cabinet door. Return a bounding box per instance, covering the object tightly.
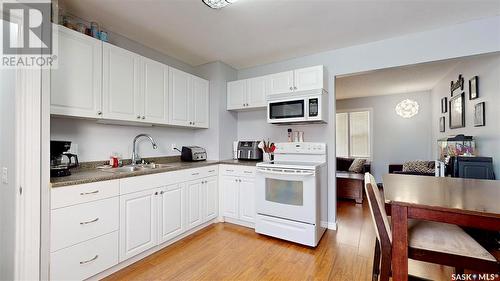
[246,77,266,108]
[220,176,239,219]
[239,178,255,223]
[51,27,102,118]
[203,176,218,221]
[227,80,247,110]
[169,68,192,126]
[266,71,294,96]
[119,188,158,261]
[294,65,324,92]
[102,43,142,121]
[192,76,209,128]
[142,58,169,124]
[158,184,184,244]
[186,180,202,229]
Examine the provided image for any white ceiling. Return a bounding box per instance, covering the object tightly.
[60,0,500,69]
[335,58,461,99]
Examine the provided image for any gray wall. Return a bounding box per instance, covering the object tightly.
[337,91,432,181]
[195,62,238,160]
[431,53,500,177]
[0,65,17,281]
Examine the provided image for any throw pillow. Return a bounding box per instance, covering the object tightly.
[402,160,435,174]
[348,158,367,173]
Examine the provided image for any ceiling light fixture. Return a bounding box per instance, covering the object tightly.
[202,0,238,9]
[395,99,419,118]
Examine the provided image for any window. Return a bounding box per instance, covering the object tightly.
[336,110,371,158]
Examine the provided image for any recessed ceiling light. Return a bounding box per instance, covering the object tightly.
[202,0,237,9]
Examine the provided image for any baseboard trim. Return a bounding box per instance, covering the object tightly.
[327,221,337,230]
[223,217,255,229]
[88,219,218,281]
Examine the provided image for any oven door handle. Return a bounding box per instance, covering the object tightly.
[256,168,314,176]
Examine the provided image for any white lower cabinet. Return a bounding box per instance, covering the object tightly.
[238,178,256,223]
[220,170,256,226]
[50,231,119,281]
[118,172,218,262]
[119,188,159,262]
[186,179,203,229]
[158,183,185,244]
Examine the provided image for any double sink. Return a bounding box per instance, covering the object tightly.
[103,163,174,173]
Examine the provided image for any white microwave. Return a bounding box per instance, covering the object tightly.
[267,91,328,124]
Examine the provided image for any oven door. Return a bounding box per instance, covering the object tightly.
[256,167,316,224]
[267,98,306,123]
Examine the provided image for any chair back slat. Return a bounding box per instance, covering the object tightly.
[364,173,392,246]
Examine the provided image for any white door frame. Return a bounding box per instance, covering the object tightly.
[1,5,47,280]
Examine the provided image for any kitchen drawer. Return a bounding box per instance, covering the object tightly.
[185,165,218,179]
[51,197,119,252]
[51,180,119,209]
[50,231,119,281]
[220,165,255,177]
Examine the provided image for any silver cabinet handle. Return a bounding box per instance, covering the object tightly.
[142,116,145,120]
[289,86,293,91]
[244,171,252,174]
[154,191,158,195]
[192,172,200,176]
[80,217,99,225]
[136,115,141,119]
[208,170,215,173]
[80,255,99,265]
[192,122,195,126]
[160,191,164,195]
[97,111,102,115]
[80,190,99,196]
[294,86,297,90]
[226,169,234,172]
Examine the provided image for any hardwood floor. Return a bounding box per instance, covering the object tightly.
[104,200,453,281]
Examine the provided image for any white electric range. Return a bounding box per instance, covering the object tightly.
[255,142,327,247]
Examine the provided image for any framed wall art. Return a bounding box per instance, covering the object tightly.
[441,97,447,113]
[439,116,446,132]
[449,92,465,129]
[474,102,485,127]
[469,76,479,100]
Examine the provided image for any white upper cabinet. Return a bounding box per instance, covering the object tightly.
[51,27,103,118]
[227,80,247,110]
[246,76,267,108]
[142,58,169,124]
[192,76,209,128]
[293,65,325,92]
[102,43,142,122]
[169,67,209,128]
[169,67,191,127]
[227,76,266,111]
[266,71,294,96]
[226,65,326,111]
[52,26,209,129]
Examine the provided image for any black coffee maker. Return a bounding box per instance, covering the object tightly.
[51,141,79,177]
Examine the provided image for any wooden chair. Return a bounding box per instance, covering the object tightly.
[364,173,499,281]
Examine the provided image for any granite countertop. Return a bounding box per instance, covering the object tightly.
[51,158,260,188]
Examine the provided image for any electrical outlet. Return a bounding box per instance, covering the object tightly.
[171,144,177,151]
[1,167,7,184]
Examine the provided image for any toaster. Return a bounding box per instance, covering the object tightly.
[237,141,263,160]
[181,146,207,162]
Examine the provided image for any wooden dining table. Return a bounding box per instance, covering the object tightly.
[382,174,500,281]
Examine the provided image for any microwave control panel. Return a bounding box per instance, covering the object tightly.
[309,98,319,117]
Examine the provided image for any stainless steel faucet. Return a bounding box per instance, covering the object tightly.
[131,134,158,165]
